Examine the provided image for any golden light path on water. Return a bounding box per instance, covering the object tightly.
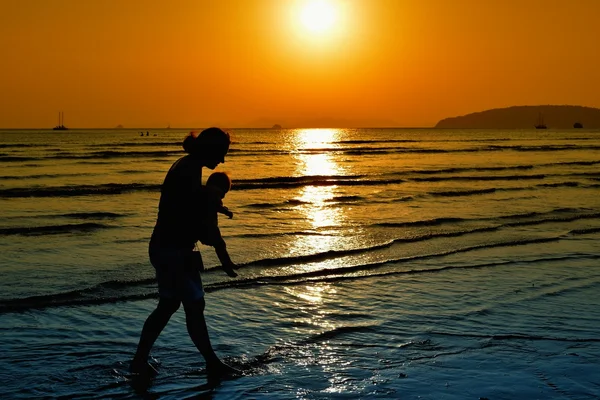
[283,282,349,393]
[283,130,355,384]
[291,128,346,253]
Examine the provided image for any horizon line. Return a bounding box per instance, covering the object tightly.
[0,126,436,130]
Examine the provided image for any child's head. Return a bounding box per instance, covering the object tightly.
[206,172,232,197]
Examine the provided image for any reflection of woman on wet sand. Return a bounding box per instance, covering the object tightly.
[131,127,238,378]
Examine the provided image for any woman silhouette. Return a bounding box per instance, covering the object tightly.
[131,127,238,378]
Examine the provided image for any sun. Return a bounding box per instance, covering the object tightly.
[300,0,337,34]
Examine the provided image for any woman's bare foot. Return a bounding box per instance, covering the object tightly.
[206,360,241,378]
[130,359,158,377]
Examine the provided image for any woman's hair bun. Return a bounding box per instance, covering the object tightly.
[182,131,199,154]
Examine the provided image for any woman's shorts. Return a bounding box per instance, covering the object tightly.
[149,246,205,301]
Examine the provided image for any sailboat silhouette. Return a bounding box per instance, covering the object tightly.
[53,112,68,130]
[534,112,547,129]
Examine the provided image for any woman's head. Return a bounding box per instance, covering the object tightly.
[183,127,231,169]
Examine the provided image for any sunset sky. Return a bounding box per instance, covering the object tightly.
[1,0,599,128]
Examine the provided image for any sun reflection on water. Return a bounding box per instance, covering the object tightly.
[284,282,357,394]
[284,283,336,331]
[283,133,358,392]
[291,129,348,251]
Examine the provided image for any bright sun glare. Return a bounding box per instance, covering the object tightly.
[300,0,337,33]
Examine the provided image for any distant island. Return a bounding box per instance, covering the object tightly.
[435,105,600,129]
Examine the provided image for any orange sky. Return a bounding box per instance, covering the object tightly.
[1,0,599,128]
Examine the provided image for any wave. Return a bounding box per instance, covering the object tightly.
[554,160,600,167]
[325,195,365,202]
[0,183,160,198]
[4,144,600,164]
[0,176,395,198]
[224,237,580,289]
[86,141,180,148]
[414,174,546,182]
[1,175,596,199]
[390,196,414,203]
[335,139,418,144]
[4,249,598,314]
[0,156,40,162]
[238,174,364,183]
[234,213,600,269]
[232,230,335,238]
[501,213,600,227]
[62,212,124,219]
[233,208,600,239]
[3,163,597,194]
[576,171,600,178]
[233,145,600,156]
[569,227,600,235]
[244,199,311,209]
[238,209,600,250]
[243,195,365,207]
[430,188,497,197]
[429,182,597,198]
[0,173,96,180]
[3,211,126,221]
[497,207,586,218]
[213,256,600,307]
[240,228,554,270]
[2,178,597,200]
[85,150,179,159]
[294,325,378,344]
[118,169,155,175]
[430,330,600,343]
[0,150,180,162]
[375,217,466,228]
[411,165,535,174]
[0,286,156,314]
[0,222,112,236]
[483,144,600,152]
[233,175,404,190]
[376,209,600,230]
[0,143,53,149]
[536,182,579,188]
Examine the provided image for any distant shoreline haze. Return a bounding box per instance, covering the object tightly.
[436,105,600,129]
[2,105,600,130]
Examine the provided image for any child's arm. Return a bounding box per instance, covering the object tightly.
[217,205,233,219]
[214,242,238,278]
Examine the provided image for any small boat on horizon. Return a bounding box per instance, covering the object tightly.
[535,112,547,129]
[53,112,68,130]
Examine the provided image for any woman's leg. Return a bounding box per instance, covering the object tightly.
[131,297,181,372]
[182,299,240,377]
[182,298,221,365]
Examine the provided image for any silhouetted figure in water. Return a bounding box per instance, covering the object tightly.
[131,128,240,380]
[197,171,237,278]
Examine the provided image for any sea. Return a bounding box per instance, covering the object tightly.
[1,128,599,399]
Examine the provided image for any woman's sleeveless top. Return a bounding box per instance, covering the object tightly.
[150,155,203,250]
